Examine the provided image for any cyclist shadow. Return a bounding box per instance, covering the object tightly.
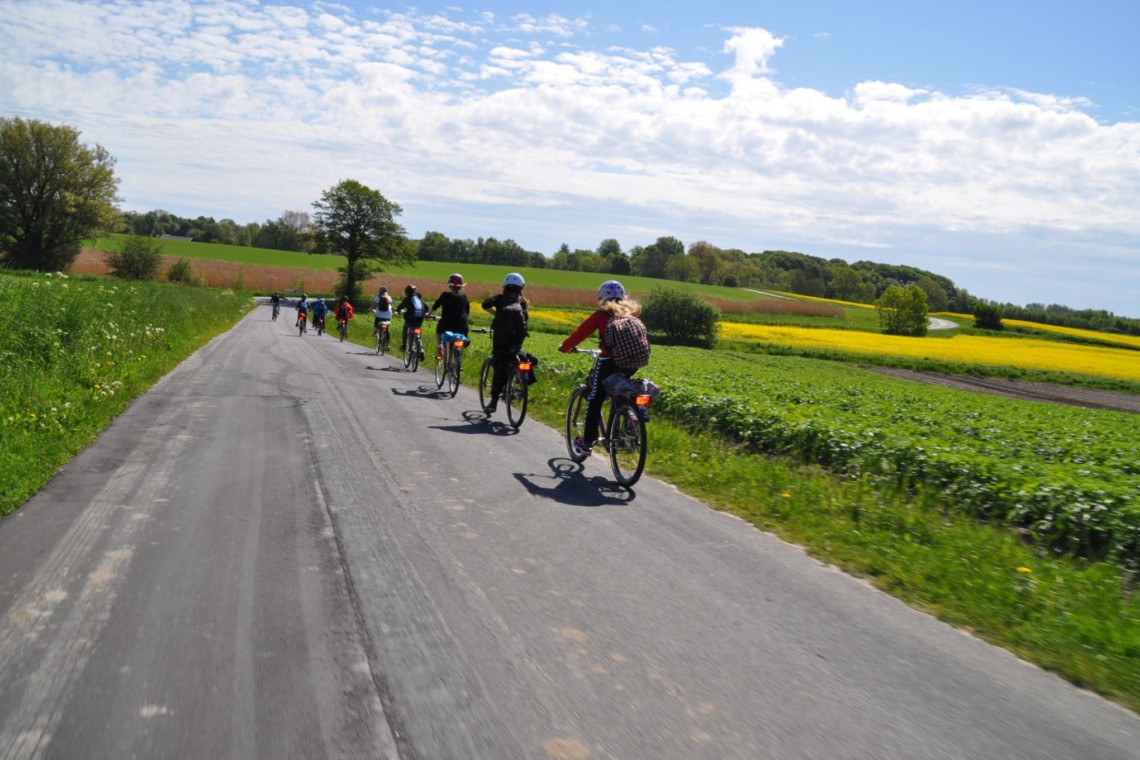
[366,364,413,373]
[514,459,636,506]
[430,410,520,436]
[390,385,455,400]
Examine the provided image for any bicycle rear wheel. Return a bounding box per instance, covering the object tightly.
[447,352,462,397]
[608,400,647,487]
[505,369,528,428]
[403,338,412,368]
[478,357,493,412]
[564,385,589,462]
[410,339,420,372]
[434,343,446,388]
[339,321,347,341]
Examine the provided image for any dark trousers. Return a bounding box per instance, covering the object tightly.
[490,342,522,400]
[584,358,631,444]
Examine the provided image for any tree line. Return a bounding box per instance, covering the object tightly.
[5,116,1138,337]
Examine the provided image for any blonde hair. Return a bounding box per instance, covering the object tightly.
[601,298,641,318]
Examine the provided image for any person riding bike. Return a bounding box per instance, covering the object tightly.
[269,291,281,319]
[396,284,428,360]
[311,297,329,329]
[295,293,310,326]
[371,285,394,336]
[333,295,354,333]
[480,273,529,415]
[558,280,645,457]
[431,273,471,356]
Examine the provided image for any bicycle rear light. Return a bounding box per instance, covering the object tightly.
[635,395,652,406]
[517,361,532,371]
[413,327,421,335]
[452,339,466,348]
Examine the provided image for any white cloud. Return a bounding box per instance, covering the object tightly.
[1,2,1138,313]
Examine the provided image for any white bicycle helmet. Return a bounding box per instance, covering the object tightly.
[503,272,525,288]
[598,280,625,301]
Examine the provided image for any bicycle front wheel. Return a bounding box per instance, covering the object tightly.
[564,385,589,462]
[434,344,446,388]
[478,357,493,412]
[608,400,647,487]
[505,369,528,428]
[447,353,462,397]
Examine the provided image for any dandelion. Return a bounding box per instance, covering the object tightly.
[782,492,792,498]
[1017,566,1033,574]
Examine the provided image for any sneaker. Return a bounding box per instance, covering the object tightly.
[483,402,497,414]
[572,437,593,458]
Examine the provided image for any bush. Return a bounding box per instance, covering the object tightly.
[876,284,928,336]
[104,234,162,280]
[974,301,1004,330]
[641,286,719,347]
[166,257,205,286]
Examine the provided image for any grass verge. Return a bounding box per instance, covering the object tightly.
[0,271,253,516]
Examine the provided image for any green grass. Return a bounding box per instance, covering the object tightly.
[0,270,253,516]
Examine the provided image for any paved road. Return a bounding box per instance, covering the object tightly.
[1,304,1136,760]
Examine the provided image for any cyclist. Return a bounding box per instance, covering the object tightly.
[396,284,428,359]
[333,295,355,335]
[295,293,310,327]
[431,273,471,356]
[269,291,281,320]
[371,285,394,336]
[480,273,529,414]
[311,297,329,331]
[558,280,643,457]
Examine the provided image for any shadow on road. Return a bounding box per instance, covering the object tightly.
[514,459,635,507]
[429,409,521,436]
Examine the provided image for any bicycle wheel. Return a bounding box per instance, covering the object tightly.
[410,336,421,372]
[339,321,347,342]
[564,385,589,462]
[478,357,493,412]
[608,400,647,487]
[506,369,528,428]
[298,317,306,337]
[434,342,446,388]
[403,337,412,368]
[447,352,462,397]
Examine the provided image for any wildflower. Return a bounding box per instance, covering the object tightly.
[782,492,792,498]
[1016,566,1033,574]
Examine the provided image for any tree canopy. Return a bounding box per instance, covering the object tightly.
[311,179,411,299]
[0,117,121,270]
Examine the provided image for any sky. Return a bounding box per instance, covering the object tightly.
[2,0,1138,317]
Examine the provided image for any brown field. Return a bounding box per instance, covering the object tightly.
[71,249,836,317]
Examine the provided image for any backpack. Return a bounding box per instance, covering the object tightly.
[493,301,528,346]
[411,294,425,318]
[606,315,650,369]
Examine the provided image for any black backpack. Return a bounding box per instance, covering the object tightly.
[494,301,528,345]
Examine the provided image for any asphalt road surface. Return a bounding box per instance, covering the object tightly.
[1,303,1136,760]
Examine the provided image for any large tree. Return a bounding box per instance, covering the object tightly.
[0,117,121,270]
[311,179,411,299]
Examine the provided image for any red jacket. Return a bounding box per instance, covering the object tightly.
[335,302,354,320]
[559,309,611,356]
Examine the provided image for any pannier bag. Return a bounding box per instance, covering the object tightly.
[442,330,471,348]
[518,351,540,385]
[605,315,650,369]
[603,374,661,399]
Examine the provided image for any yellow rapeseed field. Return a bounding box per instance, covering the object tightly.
[718,323,1140,382]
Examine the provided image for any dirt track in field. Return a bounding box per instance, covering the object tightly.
[866,367,1140,414]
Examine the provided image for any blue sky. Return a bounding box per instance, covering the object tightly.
[2,0,1138,316]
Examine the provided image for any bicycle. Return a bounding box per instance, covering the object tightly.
[434,330,470,397]
[478,330,532,429]
[314,314,325,337]
[338,317,349,342]
[271,301,280,321]
[565,349,654,487]
[375,320,391,355]
[403,324,426,372]
[297,311,308,336]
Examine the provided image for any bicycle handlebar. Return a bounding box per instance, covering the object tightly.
[570,348,601,357]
